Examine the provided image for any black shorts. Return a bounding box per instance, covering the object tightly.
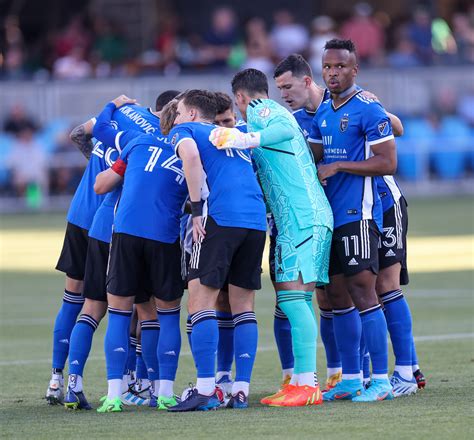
[329,220,380,277]
[107,232,184,302]
[379,197,409,285]
[83,237,109,302]
[56,222,89,280]
[188,216,266,290]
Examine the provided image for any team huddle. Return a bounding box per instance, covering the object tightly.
[45,39,425,413]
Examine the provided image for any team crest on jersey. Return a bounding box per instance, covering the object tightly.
[171,133,179,146]
[259,107,271,118]
[340,114,349,132]
[378,121,389,136]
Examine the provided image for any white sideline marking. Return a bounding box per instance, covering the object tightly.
[0,332,472,367]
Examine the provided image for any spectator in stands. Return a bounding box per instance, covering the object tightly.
[154,15,180,73]
[340,2,385,65]
[91,17,127,72]
[3,104,39,135]
[53,15,92,59]
[308,16,338,74]
[452,12,474,63]
[270,9,309,59]
[53,45,92,80]
[457,88,474,127]
[407,7,434,64]
[2,15,26,79]
[387,26,422,68]
[241,17,274,74]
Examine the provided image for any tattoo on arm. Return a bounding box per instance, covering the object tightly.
[70,124,94,159]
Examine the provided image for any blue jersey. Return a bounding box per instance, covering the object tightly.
[113,131,188,243]
[309,90,394,230]
[235,120,248,133]
[66,140,118,230]
[89,104,161,243]
[292,88,331,139]
[170,122,266,231]
[375,175,404,213]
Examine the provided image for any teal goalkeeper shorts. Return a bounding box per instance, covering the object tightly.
[273,225,332,285]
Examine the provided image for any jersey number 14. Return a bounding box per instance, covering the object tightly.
[144,146,185,184]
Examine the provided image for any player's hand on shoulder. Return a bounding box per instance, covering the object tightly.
[361,90,379,102]
[112,95,137,108]
[317,162,340,185]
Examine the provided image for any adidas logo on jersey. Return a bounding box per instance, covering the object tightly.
[322,120,327,127]
[59,339,69,344]
[239,353,251,359]
[348,258,359,266]
[71,360,80,365]
[385,249,396,257]
[113,347,126,352]
[147,368,155,373]
[164,350,176,356]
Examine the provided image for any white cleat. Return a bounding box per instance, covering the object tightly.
[390,372,418,397]
[45,378,64,405]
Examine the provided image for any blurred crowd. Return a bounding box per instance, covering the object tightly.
[1,3,474,80]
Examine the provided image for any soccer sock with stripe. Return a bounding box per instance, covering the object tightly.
[232,311,258,396]
[273,306,294,377]
[216,311,234,379]
[140,319,160,395]
[52,290,84,370]
[360,304,389,379]
[135,344,148,381]
[126,336,137,376]
[333,307,362,381]
[104,307,132,399]
[277,291,317,386]
[319,308,342,377]
[191,310,218,396]
[360,332,371,384]
[380,289,414,380]
[157,306,181,397]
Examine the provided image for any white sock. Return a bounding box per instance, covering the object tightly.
[372,373,388,381]
[68,374,82,392]
[298,372,316,387]
[216,371,232,382]
[135,378,150,391]
[121,375,129,393]
[52,372,63,384]
[159,380,174,397]
[107,379,123,400]
[232,381,249,396]
[290,374,298,385]
[412,364,420,372]
[282,368,294,380]
[196,377,215,396]
[395,365,414,381]
[342,373,362,381]
[152,380,160,397]
[327,367,342,378]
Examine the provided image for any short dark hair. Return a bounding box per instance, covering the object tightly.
[231,69,268,96]
[181,89,218,121]
[155,90,181,111]
[215,92,233,114]
[324,38,357,55]
[273,53,313,79]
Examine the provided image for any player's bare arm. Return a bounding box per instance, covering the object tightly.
[70,119,95,160]
[94,167,123,194]
[317,138,397,184]
[309,141,324,163]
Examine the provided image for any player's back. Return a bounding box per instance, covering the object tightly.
[170,122,266,231]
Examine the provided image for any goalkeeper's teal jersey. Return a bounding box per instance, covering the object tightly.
[247,98,333,233]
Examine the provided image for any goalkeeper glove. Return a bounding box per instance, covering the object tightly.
[209,127,261,150]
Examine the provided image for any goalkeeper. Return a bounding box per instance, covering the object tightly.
[209,68,333,407]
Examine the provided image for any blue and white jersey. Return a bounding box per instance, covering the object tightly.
[292,88,331,139]
[375,175,404,213]
[235,119,248,133]
[89,104,162,243]
[309,90,394,230]
[66,139,118,230]
[170,122,266,231]
[113,131,188,243]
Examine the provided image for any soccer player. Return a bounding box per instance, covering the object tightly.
[167,90,267,411]
[89,95,187,413]
[63,91,180,410]
[308,39,396,402]
[210,69,334,407]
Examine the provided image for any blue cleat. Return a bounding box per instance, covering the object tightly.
[167,387,220,412]
[322,378,362,401]
[390,372,418,397]
[352,378,394,402]
[64,387,92,410]
[226,391,248,409]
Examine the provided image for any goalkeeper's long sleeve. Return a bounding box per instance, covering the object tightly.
[258,119,295,146]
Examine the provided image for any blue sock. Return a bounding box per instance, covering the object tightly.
[140,320,160,381]
[360,305,389,375]
[104,307,132,380]
[411,338,419,369]
[191,310,218,378]
[135,344,147,380]
[216,311,234,373]
[52,290,84,370]
[359,332,371,380]
[126,336,137,373]
[186,315,197,368]
[380,289,413,366]
[68,314,98,376]
[157,306,181,381]
[333,307,361,375]
[273,306,294,370]
[233,312,258,383]
[319,309,342,369]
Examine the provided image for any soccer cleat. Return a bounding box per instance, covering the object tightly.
[216,374,233,397]
[157,395,180,410]
[352,378,394,402]
[167,387,220,412]
[148,394,158,408]
[322,379,362,401]
[260,374,292,405]
[121,387,150,406]
[267,385,322,407]
[97,396,123,413]
[414,369,426,389]
[390,372,418,397]
[322,371,342,393]
[45,378,64,405]
[64,388,92,410]
[226,391,248,409]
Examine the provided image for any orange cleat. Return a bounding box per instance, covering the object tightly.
[267,384,323,407]
[260,374,292,405]
[322,371,342,393]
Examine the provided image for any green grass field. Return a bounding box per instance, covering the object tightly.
[0,196,473,439]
